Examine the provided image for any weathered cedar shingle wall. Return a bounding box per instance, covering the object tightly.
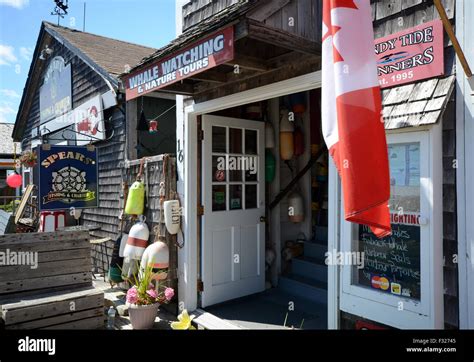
[182,0,323,41]
[19,34,127,278]
[81,107,126,240]
[124,157,178,313]
[87,156,179,313]
[260,0,322,42]
[182,0,242,31]
[21,34,121,241]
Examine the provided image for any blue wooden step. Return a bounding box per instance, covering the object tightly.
[304,241,327,262]
[278,274,328,305]
[292,256,328,283]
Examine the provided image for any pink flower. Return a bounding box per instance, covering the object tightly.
[165,287,174,301]
[146,289,157,299]
[126,287,138,304]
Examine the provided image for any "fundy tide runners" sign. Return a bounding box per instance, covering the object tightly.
[375,19,444,89]
[124,27,234,100]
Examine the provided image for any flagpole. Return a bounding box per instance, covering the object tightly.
[433,0,473,78]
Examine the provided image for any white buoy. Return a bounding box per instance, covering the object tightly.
[164,200,181,235]
[140,241,169,281]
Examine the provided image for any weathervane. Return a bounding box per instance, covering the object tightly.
[51,0,69,26]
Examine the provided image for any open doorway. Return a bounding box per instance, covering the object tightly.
[198,89,330,329]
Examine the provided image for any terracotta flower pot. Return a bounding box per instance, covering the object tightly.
[128,303,159,330]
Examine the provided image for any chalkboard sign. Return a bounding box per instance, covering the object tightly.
[357,222,420,300]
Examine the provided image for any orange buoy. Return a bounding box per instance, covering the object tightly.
[280,109,294,160]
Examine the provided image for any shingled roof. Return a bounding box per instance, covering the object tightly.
[128,0,256,73]
[382,75,456,130]
[12,22,157,141]
[43,22,156,79]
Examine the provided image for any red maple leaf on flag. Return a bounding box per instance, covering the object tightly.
[322,0,358,63]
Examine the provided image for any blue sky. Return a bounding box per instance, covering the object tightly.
[0,0,177,123]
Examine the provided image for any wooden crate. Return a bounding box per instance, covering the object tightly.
[0,230,104,329]
[2,288,104,329]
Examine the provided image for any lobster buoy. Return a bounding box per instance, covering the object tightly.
[294,126,305,157]
[280,109,294,160]
[265,149,276,183]
[164,200,180,235]
[265,121,275,149]
[245,104,262,120]
[140,241,169,281]
[108,236,124,284]
[125,180,145,215]
[288,191,304,223]
[122,219,149,279]
[290,92,306,114]
[124,218,149,260]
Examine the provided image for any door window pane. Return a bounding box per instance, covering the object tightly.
[212,156,226,182]
[229,128,243,154]
[245,184,257,209]
[352,142,421,301]
[245,129,257,155]
[229,184,243,210]
[244,155,258,182]
[212,185,226,211]
[212,126,226,153]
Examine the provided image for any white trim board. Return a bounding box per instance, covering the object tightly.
[456,0,474,329]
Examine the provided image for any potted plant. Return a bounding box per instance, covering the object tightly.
[125,263,174,330]
[19,150,37,168]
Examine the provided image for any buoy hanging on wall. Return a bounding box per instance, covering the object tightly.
[294,126,305,157]
[290,92,307,114]
[245,103,262,120]
[279,109,294,161]
[164,200,181,235]
[125,180,145,215]
[265,149,276,183]
[124,217,149,260]
[122,217,149,278]
[140,241,169,281]
[265,121,275,149]
[288,191,304,223]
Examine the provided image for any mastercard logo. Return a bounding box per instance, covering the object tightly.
[371,276,390,290]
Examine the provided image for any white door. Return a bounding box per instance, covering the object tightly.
[201,114,265,307]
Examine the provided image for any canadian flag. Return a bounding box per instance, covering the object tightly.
[321,0,391,238]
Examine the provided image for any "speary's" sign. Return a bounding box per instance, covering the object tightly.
[37,145,99,211]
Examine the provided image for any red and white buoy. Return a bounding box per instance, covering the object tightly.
[140,241,169,281]
[124,217,149,260]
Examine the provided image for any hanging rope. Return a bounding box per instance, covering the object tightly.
[137,157,146,181]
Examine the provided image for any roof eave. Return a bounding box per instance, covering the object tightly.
[12,22,47,142]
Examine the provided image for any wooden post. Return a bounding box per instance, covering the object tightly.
[433,0,473,78]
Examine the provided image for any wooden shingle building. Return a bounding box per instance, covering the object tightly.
[119,0,470,330]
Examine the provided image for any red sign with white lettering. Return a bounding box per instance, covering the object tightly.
[124,26,234,100]
[376,19,444,89]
